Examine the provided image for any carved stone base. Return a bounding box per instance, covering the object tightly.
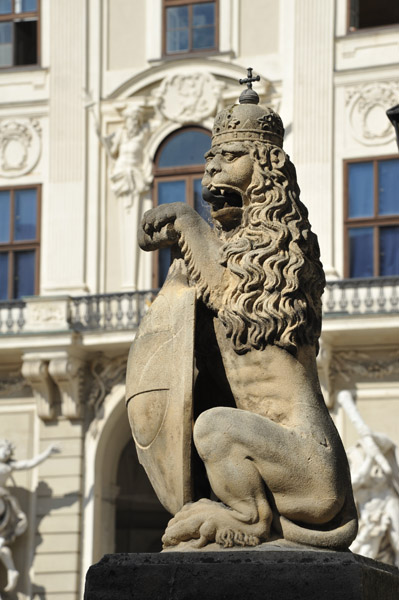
[84,550,399,600]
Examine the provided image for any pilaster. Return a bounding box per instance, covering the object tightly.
[293,1,336,276]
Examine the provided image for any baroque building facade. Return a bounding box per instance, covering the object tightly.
[0,0,398,598]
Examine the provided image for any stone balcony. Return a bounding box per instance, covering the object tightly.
[0,277,398,338]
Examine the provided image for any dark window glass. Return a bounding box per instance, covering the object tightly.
[14,20,37,65]
[13,249,35,298]
[166,5,189,28]
[348,162,374,218]
[0,253,8,300]
[0,22,12,67]
[164,1,217,55]
[192,3,215,49]
[14,188,37,241]
[345,157,399,278]
[158,180,186,205]
[0,186,39,298]
[349,227,374,278]
[154,127,211,287]
[19,0,37,12]
[378,159,399,216]
[380,226,399,276]
[158,130,211,168]
[0,1,38,68]
[166,29,189,53]
[350,0,399,29]
[0,0,11,14]
[0,190,10,242]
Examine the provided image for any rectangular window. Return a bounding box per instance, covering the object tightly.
[163,0,218,56]
[0,0,39,68]
[0,186,40,299]
[344,157,399,278]
[348,0,399,31]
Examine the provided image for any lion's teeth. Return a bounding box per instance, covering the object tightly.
[220,189,225,196]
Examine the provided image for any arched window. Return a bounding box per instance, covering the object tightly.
[153,127,211,287]
[115,440,170,553]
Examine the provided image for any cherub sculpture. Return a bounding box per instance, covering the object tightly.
[338,390,399,566]
[0,439,60,592]
[126,75,358,551]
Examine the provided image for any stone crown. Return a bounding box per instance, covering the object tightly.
[212,103,285,148]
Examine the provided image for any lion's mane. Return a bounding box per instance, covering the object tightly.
[216,141,325,356]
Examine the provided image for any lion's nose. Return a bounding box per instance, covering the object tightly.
[205,156,221,176]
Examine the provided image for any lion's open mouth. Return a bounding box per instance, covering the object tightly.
[202,186,243,228]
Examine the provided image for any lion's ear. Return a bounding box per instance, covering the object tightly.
[269,147,286,169]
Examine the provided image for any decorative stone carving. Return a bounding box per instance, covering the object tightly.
[346,82,399,146]
[331,350,399,382]
[126,76,358,551]
[0,119,41,177]
[49,356,86,419]
[154,72,225,124]
[24,296,71,333]
[337,390,399,567]
[0,439,60,594]
[0,371,28,396]
[88,355,127,415]
[21,358,56,420]
[105,105,153,211]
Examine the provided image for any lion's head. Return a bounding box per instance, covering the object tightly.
[202,139,325,356]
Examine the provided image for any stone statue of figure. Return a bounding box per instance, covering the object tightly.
[337,390,399,566]
[105,105,152,210]
[126,75,358,551]
[0,439,60,592]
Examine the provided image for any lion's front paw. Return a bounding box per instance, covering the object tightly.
[138,203,194,251]
[162,499,265,550]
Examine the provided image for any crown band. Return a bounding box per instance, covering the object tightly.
[212,129,283,148]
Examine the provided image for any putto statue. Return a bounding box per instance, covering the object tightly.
[338,390,399,566]
[0,439,60,592]
[126,71,358,551]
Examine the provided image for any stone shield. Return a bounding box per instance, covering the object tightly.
[125,260,195,515]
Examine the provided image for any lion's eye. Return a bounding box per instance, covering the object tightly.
[223,153,237,161]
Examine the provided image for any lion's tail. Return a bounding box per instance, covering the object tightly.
[279,495,358,550]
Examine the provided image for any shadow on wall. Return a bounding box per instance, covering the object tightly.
[0,481,79,600]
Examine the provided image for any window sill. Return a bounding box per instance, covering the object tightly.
[149,49,234,64]
[0,64,45,74]
[336,23,399,40]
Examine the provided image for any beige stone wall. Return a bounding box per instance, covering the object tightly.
[107,0,147,71]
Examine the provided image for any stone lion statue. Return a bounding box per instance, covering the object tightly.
[127,88,358,551]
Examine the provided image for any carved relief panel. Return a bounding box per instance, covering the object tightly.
[0,118,41,178]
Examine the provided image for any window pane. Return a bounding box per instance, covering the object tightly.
[158,180,186,205]
[378,159,399,216]
[166,29,189,53]
[166,5,188,29]
[194,178,211,223]
[158,131,210,168]
[348,162,374,218]
[13,249,35,298]
[380,227,399,276]
[193,26,215,49]
[14,188,37,241]
[193,3,215,26]
[14,20,37,66]
[16,0,37,12]
[0,190,10,242]
[0,0,11,14]
[0,22,12,67]
[0,253,8,300]
[349,227,374,278]
[357,0,399,28]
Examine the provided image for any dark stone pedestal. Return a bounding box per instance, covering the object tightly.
[84,550,399,600]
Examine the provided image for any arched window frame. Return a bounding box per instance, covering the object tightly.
[152,125,211,288]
